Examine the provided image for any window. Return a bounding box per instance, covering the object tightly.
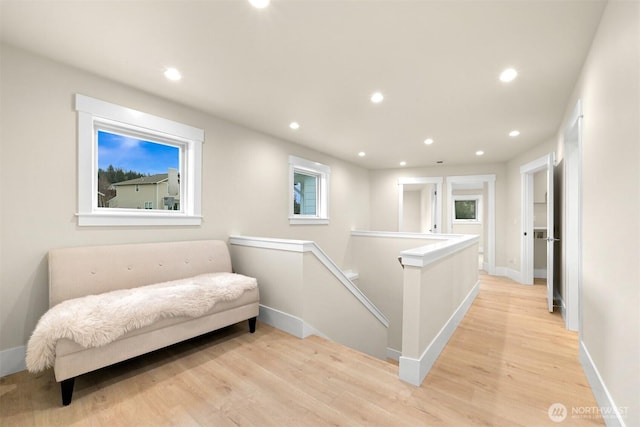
[289,155,330,224]
[76,94,204,226]
[294,171,318,215]
[453,195,482,223]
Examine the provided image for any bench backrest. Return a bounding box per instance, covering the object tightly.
[48,240,232,307]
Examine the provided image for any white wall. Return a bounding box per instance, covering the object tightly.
[350,234,441,354]
[555,2,639,424]
[419,185,433,232]
[401,190,422,232]
[0,45,371,358]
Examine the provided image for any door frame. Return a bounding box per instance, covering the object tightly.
[563,100,583,332]
[446,174,496,275]
[398,177,443,233]
[520,153,555,287]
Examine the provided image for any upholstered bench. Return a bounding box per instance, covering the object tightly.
[26,240,259,406]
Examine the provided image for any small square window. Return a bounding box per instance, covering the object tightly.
[289,156,330,225]
[453,196,482,223]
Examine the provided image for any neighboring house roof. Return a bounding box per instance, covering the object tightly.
[111,173,168,186]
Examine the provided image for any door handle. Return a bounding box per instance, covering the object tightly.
[546,237,560,242]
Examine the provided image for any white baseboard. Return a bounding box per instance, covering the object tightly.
[507,268,523,283]
[493,266,507,276]
[534,268,547,279]
[257,305,327,340]
[553,289,566,322]
[386,347,401,362]
[494,266,523,284]
[0,346,26,378]
[399,280,480,386]
[579,341,627,427]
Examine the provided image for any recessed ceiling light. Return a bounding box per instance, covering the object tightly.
[476,150,484,156]
[424,138,434,145]
[249,0,270,8]
[499,68,518,82]
[400,161,407,166]
[509,130,520,137]
[370,92,384,104]
[164,68,182,81]
[289,122,300,130]
[358,151,366,157]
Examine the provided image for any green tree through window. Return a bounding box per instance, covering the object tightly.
[455,200,477,220]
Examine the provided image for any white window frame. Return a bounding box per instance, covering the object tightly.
[452,195,482,224]
[289,155,330,225]
[76,94,204,226]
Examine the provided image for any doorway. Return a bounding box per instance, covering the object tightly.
[446,175,496,275]
[520,153,556,312]
[398,177,443,233]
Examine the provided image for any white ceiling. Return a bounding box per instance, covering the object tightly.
[0,0,606,169]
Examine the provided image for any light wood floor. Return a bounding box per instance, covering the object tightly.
[1,274,603,426]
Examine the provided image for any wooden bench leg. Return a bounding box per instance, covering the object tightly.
[248,317,257,333]
[61,378,75,406]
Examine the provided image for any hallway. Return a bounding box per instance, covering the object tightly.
[0,274,602,426]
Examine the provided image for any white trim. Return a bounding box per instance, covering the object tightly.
[229,235,389,328]
[580,341,627,427]
[534,268,547,279]
[397,177,443,233]
[554,289,566,322]
[493,266,523,284]
[351,230,453,240]
[445,175,496,275]
[229,235,312,252]
[76,212,203,227]
[519,155,550,175]
[0,346,26,377]
[399,280,480,386]
[564,100,583,332]
[520,153,555,287]
[309,244,389,326]
[75,94,204,227]
[342,270,359,281]
[289,155,330,224]
[507,268,525,284]
[257,305,328,340]
[451,194,482,224]
[400,234,479,268]
[288,155,330,175]
[288,217,330,225]
[75,94,204,141]
[386,347,401,362]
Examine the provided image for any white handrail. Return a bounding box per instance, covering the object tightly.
[400,234,479,267]
[229,235,390,328]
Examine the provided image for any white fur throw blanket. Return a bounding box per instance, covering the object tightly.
[26,272,257,373]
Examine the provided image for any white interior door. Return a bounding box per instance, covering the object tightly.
[546,153,556,312]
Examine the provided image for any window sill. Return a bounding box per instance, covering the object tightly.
[452,220,482,225]
[77,212,203,227]
[289,217,329,225]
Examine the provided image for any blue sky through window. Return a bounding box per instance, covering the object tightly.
[98,130,179,175]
